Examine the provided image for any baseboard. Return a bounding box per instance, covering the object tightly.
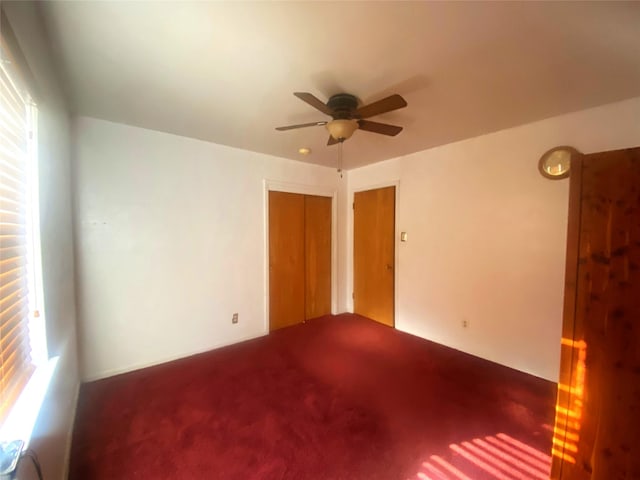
[62,381,80,479]
[83,331,268,382]
[395,322,557,383]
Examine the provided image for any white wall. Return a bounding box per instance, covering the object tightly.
[75,97,640,385]
[346,96,640,381]
[3,3,80,480]
[73,117,344,380]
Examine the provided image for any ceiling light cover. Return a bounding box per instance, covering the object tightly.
[326,119,358,141]
[538,146,580,179]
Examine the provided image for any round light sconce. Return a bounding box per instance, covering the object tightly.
[538,146,580,180]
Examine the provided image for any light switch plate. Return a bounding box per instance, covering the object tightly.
[400,232,408,242]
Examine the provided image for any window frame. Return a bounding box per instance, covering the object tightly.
[0,6,48,425]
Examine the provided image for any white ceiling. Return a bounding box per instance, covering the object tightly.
[41,1,640,170]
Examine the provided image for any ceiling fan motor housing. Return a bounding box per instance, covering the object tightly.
[327,93,359,119]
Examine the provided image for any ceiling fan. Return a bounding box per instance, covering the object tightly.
[275,92,407,145]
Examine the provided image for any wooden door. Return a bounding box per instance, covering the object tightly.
[269,191,305,330]
[269,192,332,331]
[305,195,332,319]
[353,186,395,327]
[551,147,640,479]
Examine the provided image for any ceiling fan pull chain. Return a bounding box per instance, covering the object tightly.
[337,141,343,178]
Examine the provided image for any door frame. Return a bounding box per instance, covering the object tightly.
[349,180,400,325]
[263,180,338,334]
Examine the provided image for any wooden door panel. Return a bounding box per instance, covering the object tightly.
[304,195,332,320]
[354,186,395,327]
[269,191,305,331]
[552,147,640,479]
[551,154,585,477]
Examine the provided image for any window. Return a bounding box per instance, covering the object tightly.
[0,12,47,422]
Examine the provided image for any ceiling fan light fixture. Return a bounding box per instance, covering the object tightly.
[326,119,358,141]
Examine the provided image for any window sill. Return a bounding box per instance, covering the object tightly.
[0,357,59,447]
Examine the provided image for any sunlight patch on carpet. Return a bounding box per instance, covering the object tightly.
[411,432,551,480]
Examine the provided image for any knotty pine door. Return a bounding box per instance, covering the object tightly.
[268,191,331,331]
[552,147,640,479]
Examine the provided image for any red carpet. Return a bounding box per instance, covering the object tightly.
[69,314,556,479]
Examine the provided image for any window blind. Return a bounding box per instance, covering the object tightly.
[0,32,36,420]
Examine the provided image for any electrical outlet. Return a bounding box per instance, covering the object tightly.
[232,313,238,324]
[462,319,469,328]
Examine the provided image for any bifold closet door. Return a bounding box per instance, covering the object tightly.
[269,191,305,331]
[269,191,332,331]
[304,195,332,320]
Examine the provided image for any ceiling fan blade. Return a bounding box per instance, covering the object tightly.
[356,94,407,119]
[275,121,327,131]
[358,120,403,136]
[293,92,332,115]
[327,135,340,146]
